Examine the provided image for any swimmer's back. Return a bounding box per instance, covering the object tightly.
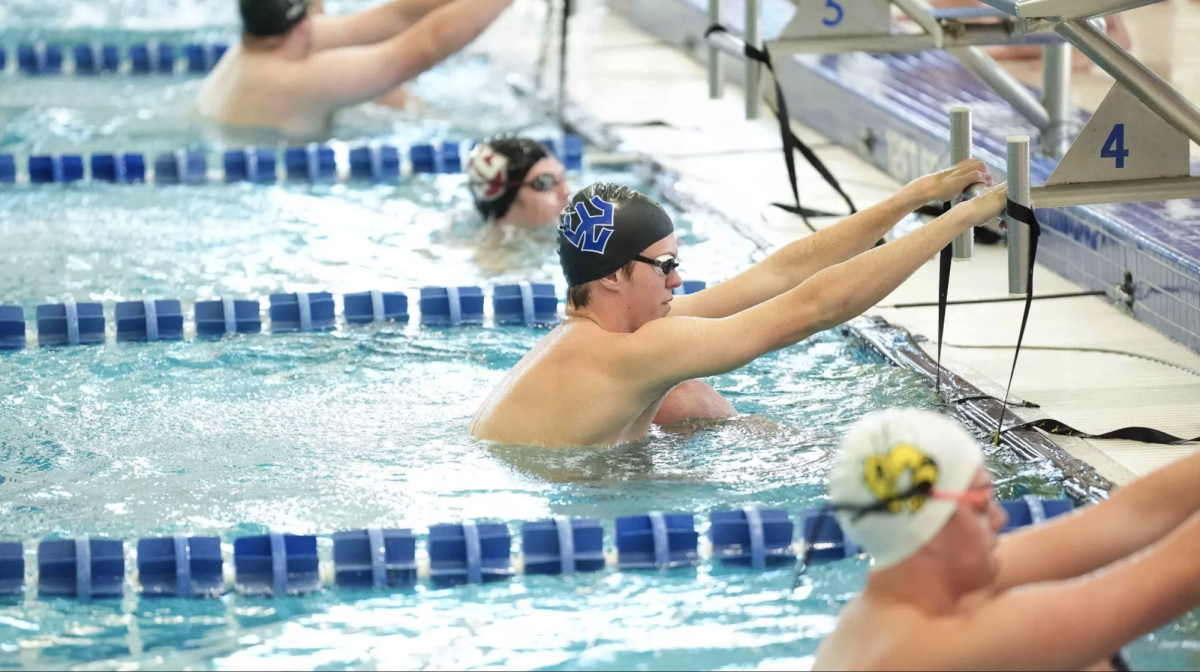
[196,45,332,138]
[470,320,668,447]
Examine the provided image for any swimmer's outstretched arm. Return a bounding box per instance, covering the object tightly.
[618,184,1008,389]
[300,0,514,109]
[919,512,1200,671]
[672,159,991,320]
[312,0,462,51]
[994,448,1200,591]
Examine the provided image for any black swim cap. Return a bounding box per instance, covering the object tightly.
[240,0,310,37]
[557,183,675,287]
[466,138,550,221]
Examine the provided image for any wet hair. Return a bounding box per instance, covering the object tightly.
[566,261,636,309]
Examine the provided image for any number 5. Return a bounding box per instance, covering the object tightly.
[823,0,844,27]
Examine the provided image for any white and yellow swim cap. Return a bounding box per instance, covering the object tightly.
[828,408,984,570]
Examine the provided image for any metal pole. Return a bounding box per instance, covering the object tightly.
[948,47,1051,131]
[745,0,762,119]
[949,105,975,261]
[1031,175,1200,207]
[1041,42,1072,156]
[1057,19,1200,145]
[1006,136,1032,296]
[708,0,724,99]
[891,0,944,45]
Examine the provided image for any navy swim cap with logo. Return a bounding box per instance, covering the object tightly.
[557,183,675,287]
[466,138,550,221]
[240,0,310,37]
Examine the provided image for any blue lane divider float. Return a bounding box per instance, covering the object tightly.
[493,283,558,326]
[427,522,513,587]
[185,43,228,73]
[343,291,409,324]
[615,512,700,570]
[0,135,586,186]
[91,153,146,184]
[522,517,606,575]
[73,43,121,75]
[420,287,485,327]
[17,43,64,75]
[348,145,402,182]
[194,298,263,337]
[36,299,105,346]
[0,541,24,596]
[37,536,125,600]
[710,507,795,570]
[137,536,224,598]
[3,41,228,75]
[0,498,1077,599]
[285,144,337,182]
[268,292,337,333]
[129,43,176,75]
[234,532,320,596]
[116,299,184,342]
[29,155,84,184]
[0,305,25,350]
[153,150,208,185]
[0,281,647,349]
[224,147,278,184]
[333,528,418,589]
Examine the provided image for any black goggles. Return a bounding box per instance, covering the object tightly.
[633,253,681,276]
[522,173,563,192]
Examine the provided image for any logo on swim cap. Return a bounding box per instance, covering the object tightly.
[863,444,939,514]
[466,146,510,203]
[559,196,616,254]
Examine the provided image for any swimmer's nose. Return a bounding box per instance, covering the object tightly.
[990,498,1008,532]
[666,268,682,291]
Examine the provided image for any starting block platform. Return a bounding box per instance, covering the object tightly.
[624,0,1200,354]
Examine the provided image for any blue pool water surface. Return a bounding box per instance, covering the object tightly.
[1,1,1194,669]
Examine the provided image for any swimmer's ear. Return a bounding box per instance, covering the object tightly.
[596,271,624,293]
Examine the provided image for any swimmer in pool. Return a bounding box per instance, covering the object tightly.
[197,0,514,137]
[466,138,572,229]
[470,160,1003,447]
[814,408,1200,671]
[464,137,724,421]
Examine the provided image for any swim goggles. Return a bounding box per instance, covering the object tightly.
[633,253,681,277]
[522,173,563,192]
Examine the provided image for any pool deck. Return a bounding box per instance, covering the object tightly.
[480,0,1200,488]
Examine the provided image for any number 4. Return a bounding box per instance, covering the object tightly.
[823,0,844,27]
[1101,123,1130,169]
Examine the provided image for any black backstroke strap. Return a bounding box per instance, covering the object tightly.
[704,26,857,228]
[994,198,1040,445]
[935,201,952,394]
[995,201,1199,446]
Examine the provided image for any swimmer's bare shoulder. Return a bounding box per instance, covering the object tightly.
[814,597,930,671]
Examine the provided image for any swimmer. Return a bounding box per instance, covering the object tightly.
[464,138,727,423]
[465,138,571,228]
[197,0,515,137]
[814,408,1200,671]
[470,160,1003,447]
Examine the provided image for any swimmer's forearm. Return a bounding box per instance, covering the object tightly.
[763,188,928,288]
[1000,449,1200,588]
[789,191,1000,336]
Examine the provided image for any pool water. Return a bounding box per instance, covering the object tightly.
[0,1,1195,669]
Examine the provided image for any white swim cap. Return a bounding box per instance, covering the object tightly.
[828,408,985,570]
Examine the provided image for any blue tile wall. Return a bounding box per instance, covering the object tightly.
[623,0,1200,353]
